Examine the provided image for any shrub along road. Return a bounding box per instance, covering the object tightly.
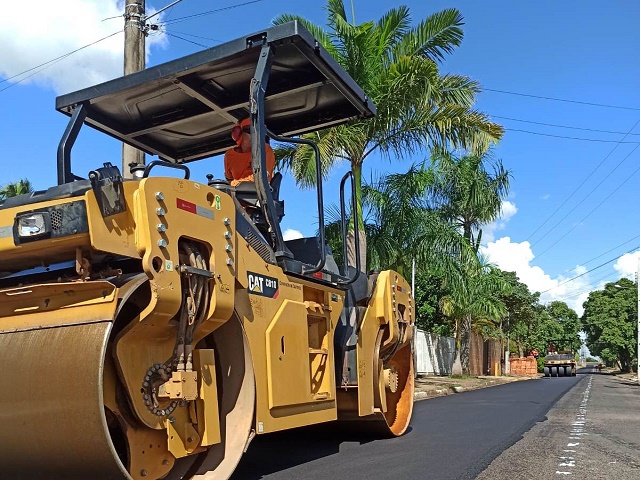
[232,372,585,479]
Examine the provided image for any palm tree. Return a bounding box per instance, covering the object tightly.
[429,148,511,252]
[0,178,33,199]
[363,164,470,278]
[323,162,507,376]
[427,148,510,373]
[273,1,503,270]
[441,256,509,375]
[323,163,474,279]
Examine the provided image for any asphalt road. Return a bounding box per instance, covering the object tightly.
[478,367,640,480]
[232,373,583,479]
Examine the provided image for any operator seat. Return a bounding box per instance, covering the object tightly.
[233,173,285,222]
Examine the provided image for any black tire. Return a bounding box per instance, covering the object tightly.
[551,366,558,377]
[544,366,550,377]
[558,366,565,377]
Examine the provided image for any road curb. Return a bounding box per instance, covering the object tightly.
[414,375,537,401]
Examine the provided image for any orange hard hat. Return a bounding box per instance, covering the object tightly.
[231,118,251,145]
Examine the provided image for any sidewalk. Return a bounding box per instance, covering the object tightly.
[414,373,536,400]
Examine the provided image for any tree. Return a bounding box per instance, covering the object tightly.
[322,164,435,275]
[361,164,473,279]
[429,148,511,252]
[495,270,539,356]
[323,163,475,281]
[546,301,581,353]
[414,269,452,337]
[582,279,637,372]
[441,257,509,375]
[528,304,563,355]
[360,163,434,276]
[0,178,32,199]
[426,148,510,371]
[273,1,503,270]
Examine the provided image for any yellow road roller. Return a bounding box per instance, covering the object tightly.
[0,22,414,479]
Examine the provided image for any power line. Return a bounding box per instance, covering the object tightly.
[556,233,640,276]
[163,29,223,44]
[505,128,640,144]
[494,115,640,137]
[542,238,640,301]
[548,269,613,300]
[159,0,263,26]
[525,119,640,243]
[531,143,640,249]
[534,145,640,258]
[162,31,210,48]
[0,30,122,92]
[540,244,640,294]
[484,87,640,111]
[560,270,634,301]
[1,0,261,93]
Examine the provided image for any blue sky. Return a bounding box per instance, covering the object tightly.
[2,0,639,315]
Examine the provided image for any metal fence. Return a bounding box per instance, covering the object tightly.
[416,329,503,376]
[415,329,455,375]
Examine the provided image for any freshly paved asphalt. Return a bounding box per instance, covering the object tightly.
[232,373,583,479]
[478,367,640,480]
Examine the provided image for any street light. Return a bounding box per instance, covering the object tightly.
[613,257,640,386]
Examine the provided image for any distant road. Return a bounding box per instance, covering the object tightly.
[232,373,583,479]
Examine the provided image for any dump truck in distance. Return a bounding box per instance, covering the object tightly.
[0,22,414,480]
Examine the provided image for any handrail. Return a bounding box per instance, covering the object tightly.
[266,128,326,275]
[142,160,190,179]
[57,103,88,185]
[250,44,293,263]
[338,171,361,284]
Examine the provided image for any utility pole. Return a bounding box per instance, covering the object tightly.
[636,257,640,385]
[123,0,146,178]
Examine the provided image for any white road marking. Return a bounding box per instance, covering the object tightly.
[555,375,593,476]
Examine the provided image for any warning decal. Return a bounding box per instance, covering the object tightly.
[247,271,279,298]
[176,198,214,220]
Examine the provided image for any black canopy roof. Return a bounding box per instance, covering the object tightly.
[55,21,376,163]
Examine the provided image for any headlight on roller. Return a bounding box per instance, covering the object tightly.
[16,212,50,239]
[12,202,88,245]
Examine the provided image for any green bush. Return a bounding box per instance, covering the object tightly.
[537,356,546,373]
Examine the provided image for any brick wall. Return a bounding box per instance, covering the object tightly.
[509,356,538,376]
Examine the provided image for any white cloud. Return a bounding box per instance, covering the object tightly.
[613,251,640,279]
[283,229,303,241]
[0,0,167,94]
[541,194,550,201]
[481,236,592,316]
[481,237,555,293]
[482,200,518,243]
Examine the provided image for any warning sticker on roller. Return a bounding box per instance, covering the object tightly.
[176,198,214,220]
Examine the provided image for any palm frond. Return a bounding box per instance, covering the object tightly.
[375,6,411,57]
[394,8,464,62]
[439,74,480,108]
[327,0,349,27]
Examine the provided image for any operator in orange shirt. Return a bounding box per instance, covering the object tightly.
[224,118,275,186]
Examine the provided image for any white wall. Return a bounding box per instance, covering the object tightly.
[415,329,455,375]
